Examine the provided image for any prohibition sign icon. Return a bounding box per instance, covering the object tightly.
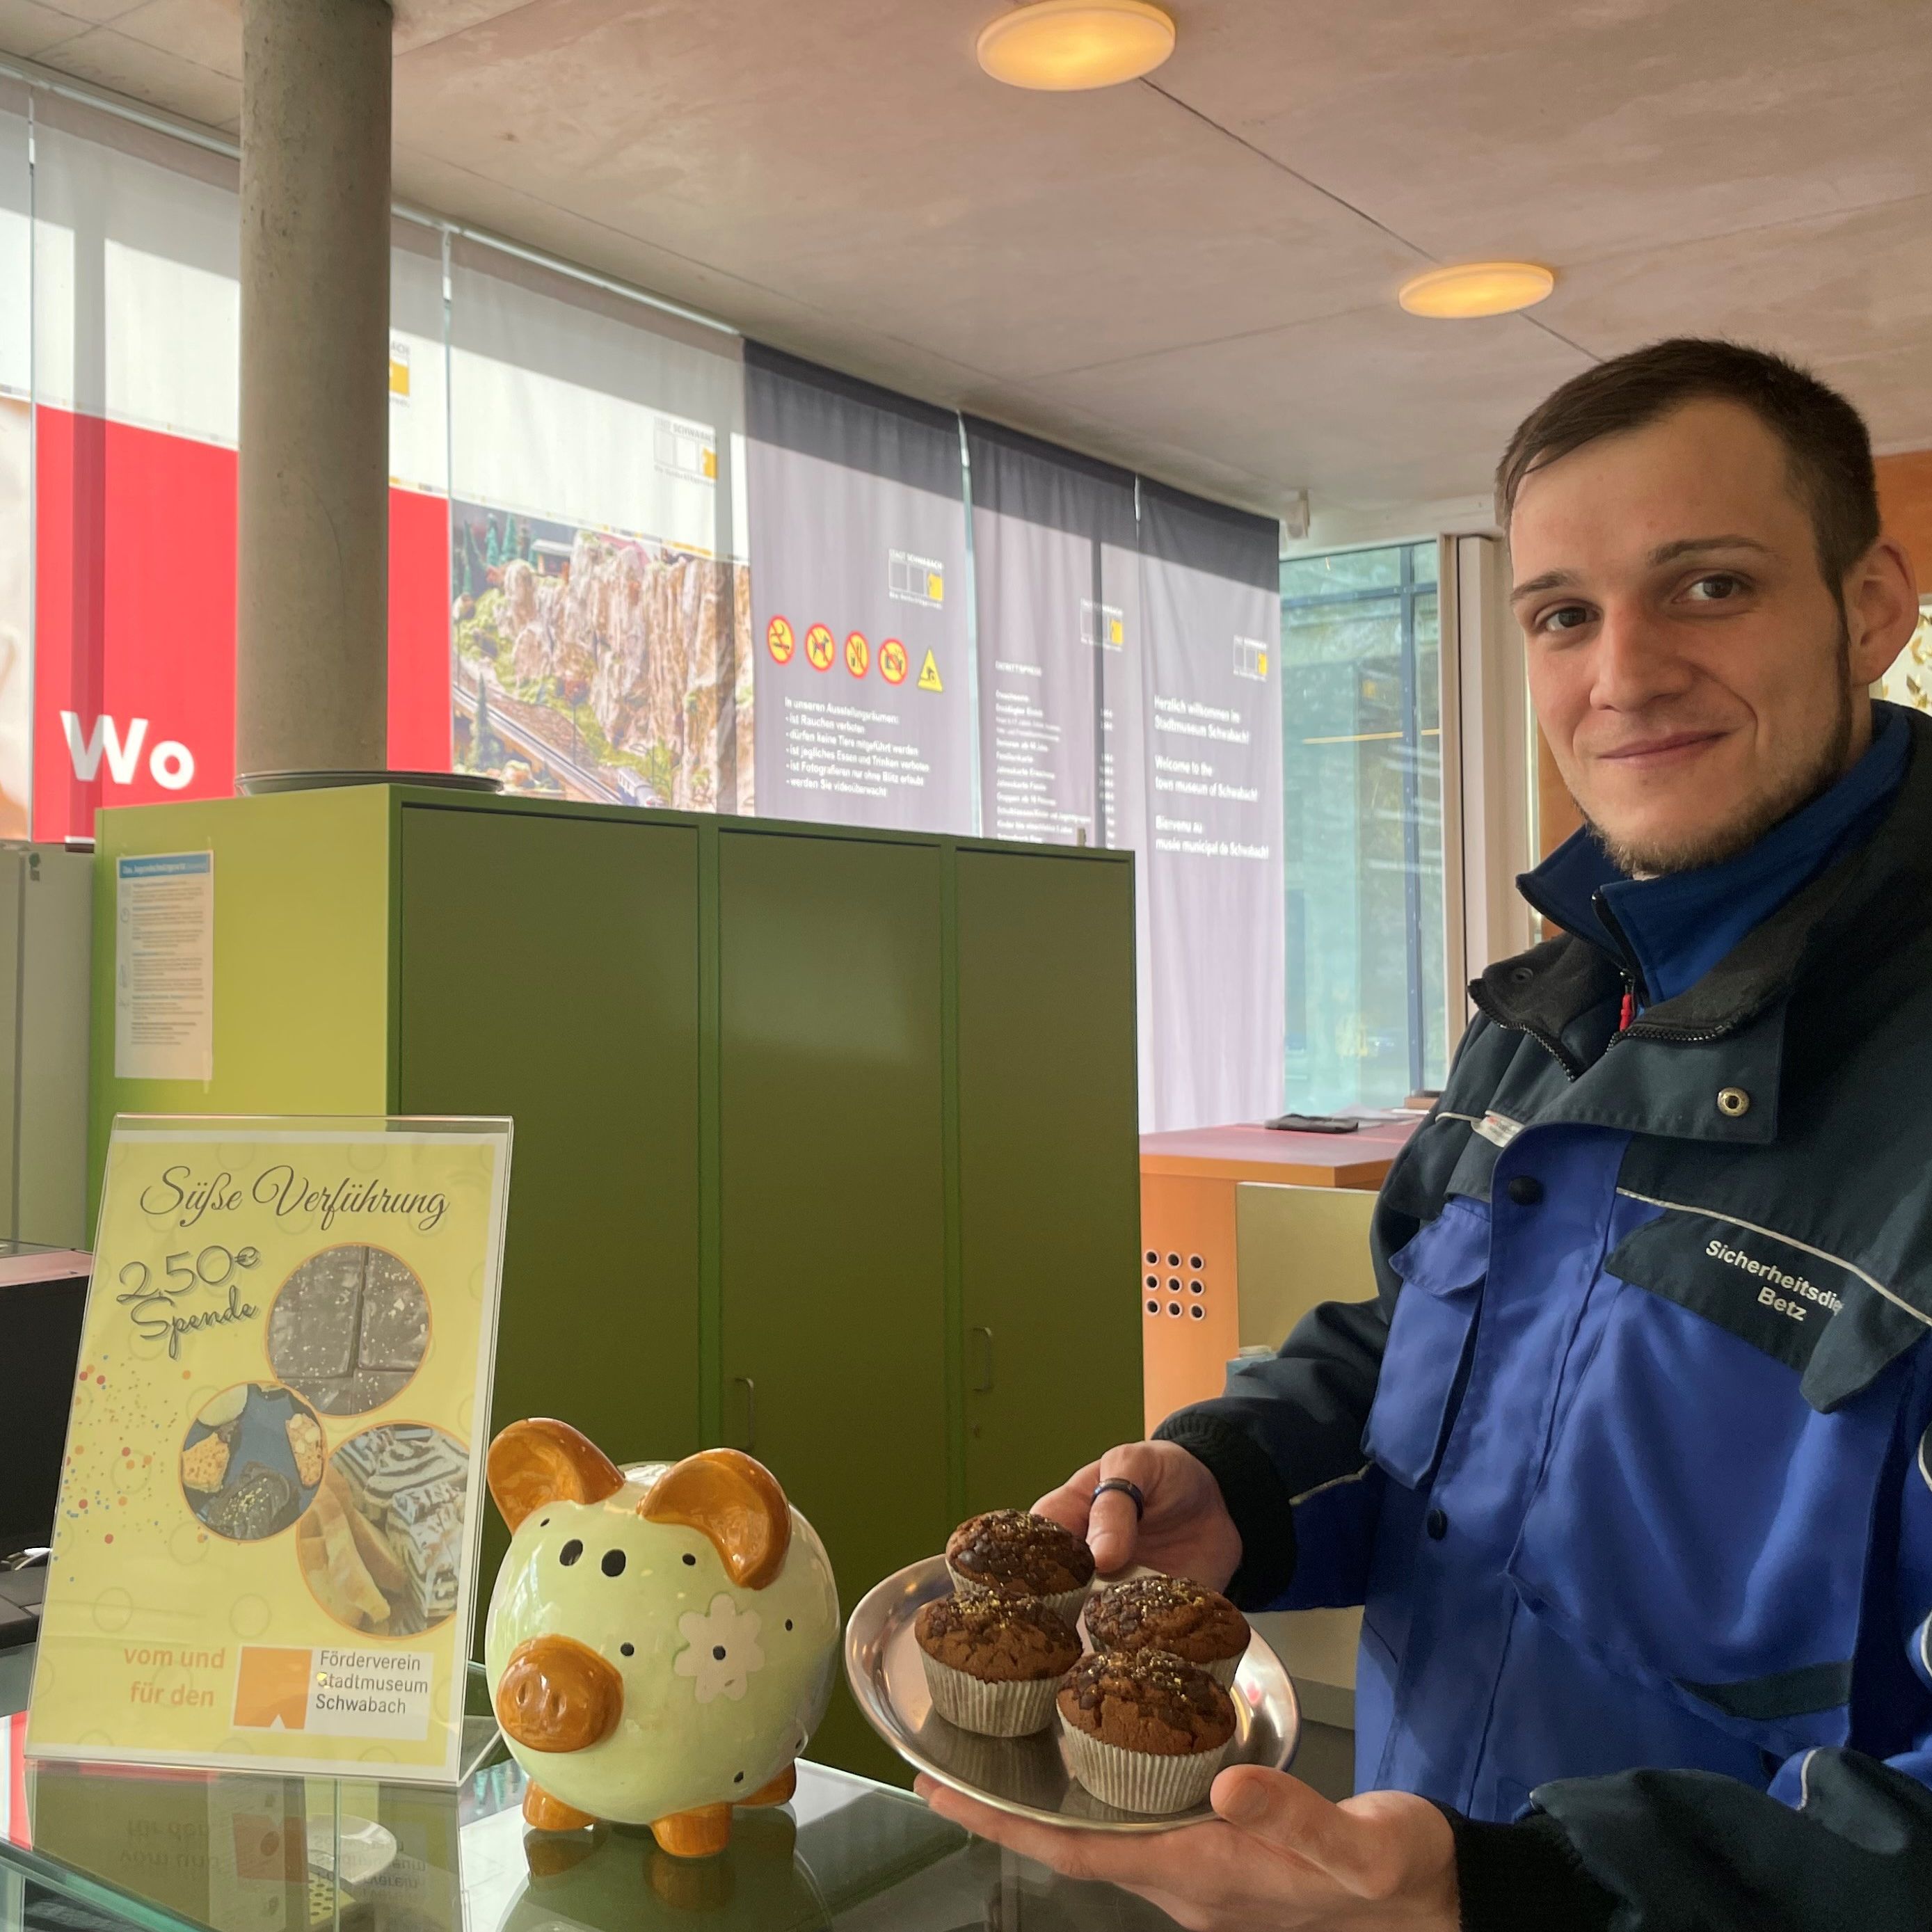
[804,623,836,672]
[766,616,795,664]
[845,631,870,678]
[879,638,909,685]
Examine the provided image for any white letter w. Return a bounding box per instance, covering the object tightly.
[61,712,147,784]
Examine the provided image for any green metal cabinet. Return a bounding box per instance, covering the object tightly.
[89,788,1144,1781]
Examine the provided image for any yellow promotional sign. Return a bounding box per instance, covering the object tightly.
[29,1116,511,1784]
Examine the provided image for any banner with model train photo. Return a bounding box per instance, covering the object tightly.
[447,241,751,813]
[28,1115,510,1785]
[746,344,973,833]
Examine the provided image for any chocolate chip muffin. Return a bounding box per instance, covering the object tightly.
[945,1510,1095,1619]
[1084,1574,1251,1686]
[916,1590,1083,1736]
[1055,1648,1238,1814]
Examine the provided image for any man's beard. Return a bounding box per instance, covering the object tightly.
[1581,622,1857,878]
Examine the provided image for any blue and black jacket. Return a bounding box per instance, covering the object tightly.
[1160,706,1932,1928]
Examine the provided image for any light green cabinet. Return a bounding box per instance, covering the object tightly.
[90,789,1143,1780]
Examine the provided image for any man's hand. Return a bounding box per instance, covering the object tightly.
[1033,1440,1243,1586]
[917,1765,1459,1932]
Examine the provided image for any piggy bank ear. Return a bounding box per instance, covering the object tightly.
[488,1419,626,1531]
[640,1449,791,1589]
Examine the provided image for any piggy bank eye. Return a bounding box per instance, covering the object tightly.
[559,1540,584,1567]
[601,1550,626,1578]
[681,1554,696,1567]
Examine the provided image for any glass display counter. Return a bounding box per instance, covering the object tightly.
[1,1652,1182,1931]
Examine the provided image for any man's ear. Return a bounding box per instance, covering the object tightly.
[487,1419,625,1531]
[1846,535,1922,687]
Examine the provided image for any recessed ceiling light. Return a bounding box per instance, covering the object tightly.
[1398,262,1556,319]
[976,0,1176,90]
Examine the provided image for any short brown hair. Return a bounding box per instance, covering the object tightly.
[1497,338,1880,590]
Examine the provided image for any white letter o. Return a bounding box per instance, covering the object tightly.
[150,740,195,791]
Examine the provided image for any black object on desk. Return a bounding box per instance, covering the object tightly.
[0,1245,91,1565]
[1264,1112,1361,1135]
[0,1563,45,1650]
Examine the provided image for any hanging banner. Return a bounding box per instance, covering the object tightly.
[0,85,28,840]
[746,344,973,832]
[24,102,456,840]
[1137,483,1285,1130]
[449,241,749,812]
[964,419,1138,847]
[28,1115,511,1785]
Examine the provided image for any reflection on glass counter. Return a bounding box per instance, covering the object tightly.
[1,1655,1183,1932]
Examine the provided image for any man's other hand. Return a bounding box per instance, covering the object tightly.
[917,1765,1458,1932]
[1033,1440,1243,1586]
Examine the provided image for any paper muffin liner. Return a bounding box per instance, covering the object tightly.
[1204,1649,1243,1689]
[920,1650,1062,1737]
[945,1560,1089,1622]
[1057,1713,1234,1815]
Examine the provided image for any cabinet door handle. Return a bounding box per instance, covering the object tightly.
[732,1375,757,1453]
[969,1326,995,1394]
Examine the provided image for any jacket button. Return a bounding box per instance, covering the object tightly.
[1506,1174,1544,1206]
[1716,1087,1751,1119]
[1426,1508,1448,1540]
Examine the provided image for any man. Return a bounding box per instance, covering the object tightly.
[920,340,1932,1929]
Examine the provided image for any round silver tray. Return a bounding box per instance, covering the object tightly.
[845,1556,1300,1833]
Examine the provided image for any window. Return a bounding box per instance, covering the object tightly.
[1280,541,1447,1110]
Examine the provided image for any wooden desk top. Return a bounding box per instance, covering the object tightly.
[1138,1117,1423,1190]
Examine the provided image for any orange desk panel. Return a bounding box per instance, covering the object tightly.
[1139,1120,1419,1435]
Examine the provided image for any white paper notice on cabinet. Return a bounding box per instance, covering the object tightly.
[114,851,214,1081]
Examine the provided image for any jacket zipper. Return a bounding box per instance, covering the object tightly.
[1468,977,1585,1080]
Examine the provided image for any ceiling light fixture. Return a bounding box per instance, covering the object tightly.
[1398,262,1556,319]
[976,0,1176,90]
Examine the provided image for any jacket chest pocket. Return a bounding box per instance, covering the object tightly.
[1364,1198,1489,1489]
[1506,1259,1903,1754]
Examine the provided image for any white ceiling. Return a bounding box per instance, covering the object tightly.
[4,0,1929,522]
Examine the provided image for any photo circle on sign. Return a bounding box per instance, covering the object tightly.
[766,616,795,666]
[266,1245,429,1415]
[804,623,836,672]
[296,1422,468,1638]
[181,1382,324,1542]
[845,631,870,678]
[880,639,908,685]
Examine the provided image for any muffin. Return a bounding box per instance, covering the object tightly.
[945,1510,1095,1620]
[916,1590,1083,1737]
[1056,1648,1238,1814]
[1084,1574,1251,1687]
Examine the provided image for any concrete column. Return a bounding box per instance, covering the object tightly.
[236,0,393,778]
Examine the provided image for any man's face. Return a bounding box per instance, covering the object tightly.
[1510,398,1905,874]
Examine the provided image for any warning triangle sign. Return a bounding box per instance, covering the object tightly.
[918,649,944,693]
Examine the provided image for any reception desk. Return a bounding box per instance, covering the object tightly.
[1138,1117,1421,1433]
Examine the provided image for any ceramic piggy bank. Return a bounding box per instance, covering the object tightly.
[484,1419,839,1858]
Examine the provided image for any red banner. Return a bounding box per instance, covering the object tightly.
[31,408,452,840]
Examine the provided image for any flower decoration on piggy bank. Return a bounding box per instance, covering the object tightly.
[484,1419,839,1858]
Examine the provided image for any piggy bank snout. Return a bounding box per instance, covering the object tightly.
[496,1635,624,1753]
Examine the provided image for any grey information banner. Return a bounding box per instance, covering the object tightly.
[1137,483,1286,1131]
[746,346,973,833]
[965,420,1137,846]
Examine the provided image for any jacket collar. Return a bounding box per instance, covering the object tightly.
[1474,707,1932,1069]
[1517,705,1913,1008]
